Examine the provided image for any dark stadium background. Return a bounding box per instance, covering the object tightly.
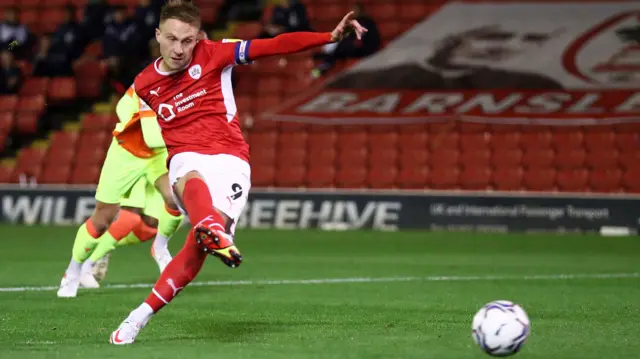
[0,1,638,358]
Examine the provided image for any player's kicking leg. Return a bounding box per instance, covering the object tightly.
[109,153,250,344]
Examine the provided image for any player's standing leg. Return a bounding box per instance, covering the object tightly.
[150,173,184,272]
[110,154,250,345]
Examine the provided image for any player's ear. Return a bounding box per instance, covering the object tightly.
[155,28,161,42]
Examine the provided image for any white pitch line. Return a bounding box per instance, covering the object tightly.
[0,273,638,293]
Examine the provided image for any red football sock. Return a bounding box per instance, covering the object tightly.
[182,178,226,231]
[144,229,207,312]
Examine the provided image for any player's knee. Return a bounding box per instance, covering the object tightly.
[141,214,159,228]
[91,202,120,232]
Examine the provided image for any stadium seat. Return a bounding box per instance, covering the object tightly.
[39,164,71,184]
[248,130,278,148]
[428,133,458,150]
[306,165,335,188]
[429,167,460,190]
[278,131,307,149]
[615,132,638,151]
[459,133,490,152]
[69,164,101,184]
[50,130,79,148]
[0,95,18,112]
[48,77,77,102]
[0,133,7,152]
[81,114,115,132]
[490,132,520,149]
[490,148,523,168]
[461,148,491,168]
[589,168,622,193]
[308,147,336,166]
[618,150,640,170]
[429,148,459,167]
[257,76,284,95]
[556,169,589,192]
[458,122,488,133]
[18,95,46,115]
[19,77,49,96]
[19,0,40,6]
[399,2,439,22]
[369,147,398,167]
[397,166,428,189]
[46,146,75,167]
[0,162,12,183]
[15,113,39,135]
[520,130,552,149]
[368,166,397,189]
[460,166,492,190]
[492,167,524,191]
[78,131,110,152]
[399,148,428,168]
[275,164,306,187]
[621,168,640,193]
[251,165,276,187]
[40,8,67,33]
[0,112,14,133]
[307,129,337,150]
[398,125,428,149]
[199,5,217,24]
[335,166,368,188]
[552,130,583,149]
[19,10,39,33]
[231,21,261,39]
[583,131,616,151]
[337,148,368,168]
[249,146,276,167]
[368,3,398,21]
[277,147,306,167]
[523,168,556,191]
[255,95,281,113]
[75,145,107,166]
[521,148,554,169]
[337,128,368,150]
[553,148,586,169]
[311,3,345,22]
[368,128,398,149]
[585,150,619,170]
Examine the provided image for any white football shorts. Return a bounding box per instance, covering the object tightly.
[168,152,251,234]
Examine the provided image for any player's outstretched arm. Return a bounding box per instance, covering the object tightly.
[247,11,368,60]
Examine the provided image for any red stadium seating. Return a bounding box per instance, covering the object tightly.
[48,77,77,102]
[459,166,491,190]
[0,96,18,112]
[492,167,524,191]
[368,166,397,189]
[553,148,586,169]
[430,167,460,190]
[397,166,428,189]
[14,113,39,135]
[589,168,622,193]
[556,169,589,192]
[275,164,306,187]
[461,149,491,168]
[40,164,72,184]
[523,168,556,191]
[19,77,49,96]
[69,164,101,185]
[336,166,367,188]
[0,112,14,133]
[306,165,335,187]
[251,165,276,187]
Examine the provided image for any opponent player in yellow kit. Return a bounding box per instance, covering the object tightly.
[57,85,184,298]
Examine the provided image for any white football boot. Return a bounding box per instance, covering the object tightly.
[78,261,100,289]
[109,311,151,345]
[57,274,80,298]
[92,252,111,282]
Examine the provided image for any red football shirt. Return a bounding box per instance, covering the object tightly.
[133,33,333,165]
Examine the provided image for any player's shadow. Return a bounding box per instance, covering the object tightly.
[178,318,321,343]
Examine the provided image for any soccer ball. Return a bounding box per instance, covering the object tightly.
[471,300,530,357]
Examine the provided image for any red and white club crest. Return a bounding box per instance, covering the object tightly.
[189,64,202,80]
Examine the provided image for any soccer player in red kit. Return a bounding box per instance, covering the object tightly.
[108,0,367,345]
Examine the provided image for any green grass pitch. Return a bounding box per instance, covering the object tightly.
[0,225,639,359]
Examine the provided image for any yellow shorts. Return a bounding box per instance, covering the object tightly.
[94,137,168,214]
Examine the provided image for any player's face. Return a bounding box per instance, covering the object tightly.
[156,19,200,71]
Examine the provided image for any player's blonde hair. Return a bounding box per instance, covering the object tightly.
[160,0,201,27]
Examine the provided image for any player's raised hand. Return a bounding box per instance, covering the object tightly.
[331,11,368,42]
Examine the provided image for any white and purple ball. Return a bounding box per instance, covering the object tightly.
[472,300,530,357]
